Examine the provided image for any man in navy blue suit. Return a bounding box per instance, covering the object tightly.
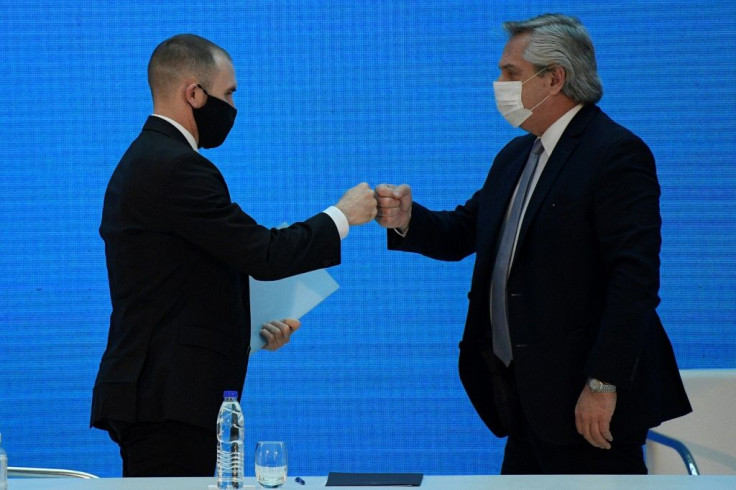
[91,34,377,477]
[376,14,690,474]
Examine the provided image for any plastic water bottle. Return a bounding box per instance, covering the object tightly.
[216,391,245,489]
[0,432,7,490]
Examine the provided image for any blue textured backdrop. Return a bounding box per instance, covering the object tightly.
[0,0,734,478]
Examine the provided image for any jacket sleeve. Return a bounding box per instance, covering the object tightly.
[162,153,341,280]
[387,192,480,262]
[584,133,662,388]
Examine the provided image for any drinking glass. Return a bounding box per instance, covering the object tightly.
[254,441,287,488]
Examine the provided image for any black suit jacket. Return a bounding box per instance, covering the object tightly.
[389,105,691,445]
[91,116,340,432]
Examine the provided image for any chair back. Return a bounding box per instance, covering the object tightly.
[646,369,736,474]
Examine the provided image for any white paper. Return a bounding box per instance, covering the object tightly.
[249,268,339,353]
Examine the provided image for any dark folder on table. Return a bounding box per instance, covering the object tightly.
[326,472,423,486]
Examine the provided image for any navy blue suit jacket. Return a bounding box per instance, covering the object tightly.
[389,105,691,444]
[92,116,340,432]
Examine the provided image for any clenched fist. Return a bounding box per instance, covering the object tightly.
[375,183,412,232]
[335,182,378,225]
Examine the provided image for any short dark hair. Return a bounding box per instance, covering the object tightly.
[147,34,231,99]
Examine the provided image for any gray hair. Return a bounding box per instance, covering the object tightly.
[147,34,231,99]
[503,14,603,104]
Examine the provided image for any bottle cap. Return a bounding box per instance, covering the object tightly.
[224,390,238,399]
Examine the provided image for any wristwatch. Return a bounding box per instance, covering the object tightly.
[587,377,617,393]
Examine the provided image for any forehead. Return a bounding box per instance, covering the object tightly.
[498,33,533,72]
[211,53,236,88]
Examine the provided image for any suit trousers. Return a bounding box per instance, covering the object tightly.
[491,360,648,475]
[107,420,217,477]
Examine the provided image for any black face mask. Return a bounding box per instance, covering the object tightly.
[192,84,237,149]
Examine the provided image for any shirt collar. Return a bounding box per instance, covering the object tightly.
[151,114,199,152]
[538,103,584,156]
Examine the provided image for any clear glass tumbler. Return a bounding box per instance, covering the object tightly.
[254,441,287,488]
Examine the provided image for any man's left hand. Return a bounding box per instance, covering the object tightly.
[575,385,617,449]
[261,319,301,351]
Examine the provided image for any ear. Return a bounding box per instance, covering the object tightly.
[547,65,566,95]
[185,82,206,109]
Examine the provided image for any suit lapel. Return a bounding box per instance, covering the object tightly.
[493,147,534,216]
[482,138,535,246]
[475,136,535,288]
[516,105,598,251]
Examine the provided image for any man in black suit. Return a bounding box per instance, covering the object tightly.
[91,34,377,477]
[376,14,691,474]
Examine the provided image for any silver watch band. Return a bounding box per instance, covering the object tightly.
[587,377,617,393]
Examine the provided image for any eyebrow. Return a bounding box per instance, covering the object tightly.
[499,63,520,72]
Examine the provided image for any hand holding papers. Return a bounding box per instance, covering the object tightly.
[249,267,339,353]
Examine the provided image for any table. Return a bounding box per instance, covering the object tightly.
[7,475,736,489]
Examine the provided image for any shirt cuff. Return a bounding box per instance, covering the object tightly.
[323,206,349,240]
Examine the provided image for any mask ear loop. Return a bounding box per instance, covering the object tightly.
[529,93,551,112]
[187,84,208,111]
[521,66,552,85]
[523,66,554,111]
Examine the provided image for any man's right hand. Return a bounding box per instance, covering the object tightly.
[335,182,378,225]
[375,183,412,233]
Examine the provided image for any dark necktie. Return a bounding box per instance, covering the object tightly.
[491,138,544,366]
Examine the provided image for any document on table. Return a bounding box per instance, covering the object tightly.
[249,267,339,353]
